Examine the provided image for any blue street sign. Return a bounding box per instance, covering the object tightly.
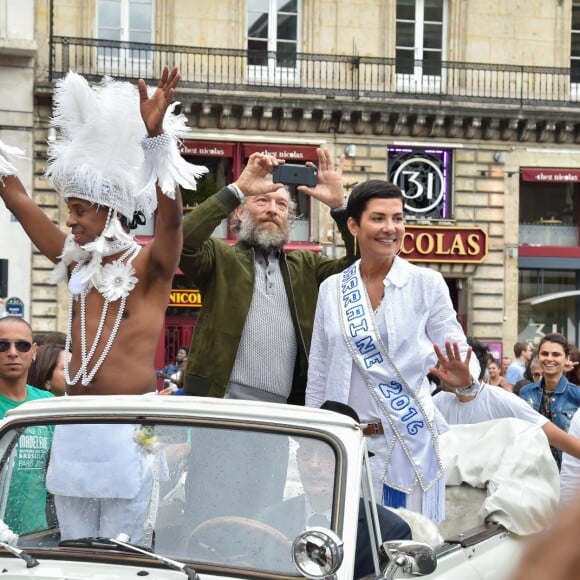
[5,297,24,317]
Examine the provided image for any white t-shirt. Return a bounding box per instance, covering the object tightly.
[433,382,548,428]
[560,407,580,505]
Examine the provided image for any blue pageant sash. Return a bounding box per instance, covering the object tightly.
[337,262,443,500]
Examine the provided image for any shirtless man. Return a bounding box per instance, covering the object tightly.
[0,67,204,395]
[0,68,205,545]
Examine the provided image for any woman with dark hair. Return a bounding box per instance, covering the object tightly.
[520,332,580,468]
[306,179,479,523]
[27,344,69,396]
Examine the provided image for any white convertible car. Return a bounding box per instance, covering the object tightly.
[0,395,559,579]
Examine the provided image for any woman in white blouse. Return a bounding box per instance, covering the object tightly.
[306,180,479,523]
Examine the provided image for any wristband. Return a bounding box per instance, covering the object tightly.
[456,378,480,396]
[330,200,348,215]
[141,132,172,152]
[227,182,245,201]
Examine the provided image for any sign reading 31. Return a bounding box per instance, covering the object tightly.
[388,148,451,219]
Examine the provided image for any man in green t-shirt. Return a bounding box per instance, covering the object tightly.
[0,316,53,535]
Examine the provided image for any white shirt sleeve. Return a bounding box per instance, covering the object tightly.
[560,408,580,506]
[305,280,331,409]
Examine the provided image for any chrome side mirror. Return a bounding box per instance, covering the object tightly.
[292,527,344,579]
[381,540,437,579]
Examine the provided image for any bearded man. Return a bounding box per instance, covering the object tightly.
[179,148,355,405]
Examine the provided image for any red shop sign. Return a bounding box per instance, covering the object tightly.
[180,140,235,157]
[242,143,319,162]
[521,168,580,182]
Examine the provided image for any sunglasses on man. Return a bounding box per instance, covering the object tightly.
[0,341,33,353]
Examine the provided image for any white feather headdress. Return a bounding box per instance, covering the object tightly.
[45,71,207,221]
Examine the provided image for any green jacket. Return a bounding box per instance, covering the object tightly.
[179,186,356,405]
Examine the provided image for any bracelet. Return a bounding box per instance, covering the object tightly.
[141,132,172,152]
[456,379,480,396]
[330,200,348,214]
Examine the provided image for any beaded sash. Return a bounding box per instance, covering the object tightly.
[337,262,443,497]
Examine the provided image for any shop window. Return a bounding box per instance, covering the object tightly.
[180,155,232,238]
[519,181,580,246]
[286,185,310,241]
[518,269,580,345]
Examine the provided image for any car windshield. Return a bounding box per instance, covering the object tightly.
[0,417,342,576]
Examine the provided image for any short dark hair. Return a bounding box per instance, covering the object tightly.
[34,331,67,347]
[346,180,403,223]
[513,341,530,357]
[538,333,569,356]
[466,337,489,380]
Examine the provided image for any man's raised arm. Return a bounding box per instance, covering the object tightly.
[137,67,207,278]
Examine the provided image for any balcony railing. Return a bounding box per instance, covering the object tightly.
[49,36,580,108]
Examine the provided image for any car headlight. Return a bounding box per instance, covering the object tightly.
[291,527,343,578]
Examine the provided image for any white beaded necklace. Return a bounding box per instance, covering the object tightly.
[64,243,140,387]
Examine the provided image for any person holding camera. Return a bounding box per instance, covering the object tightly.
[179,147,355,405]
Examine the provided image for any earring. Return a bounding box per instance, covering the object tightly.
[354,236,358,256]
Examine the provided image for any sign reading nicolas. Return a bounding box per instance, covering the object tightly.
[401,225,488,263]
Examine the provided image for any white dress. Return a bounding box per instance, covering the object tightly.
[306,257,480,521]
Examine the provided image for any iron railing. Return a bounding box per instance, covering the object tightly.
[49,36,580,108]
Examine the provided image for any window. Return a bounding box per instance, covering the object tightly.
[395,0,445,91]
[571,2,580,89]
[518,180,580,247]
[97,0,154,75]
[518,269,580,345]
[0,259,6,298]
[247,0,299,84]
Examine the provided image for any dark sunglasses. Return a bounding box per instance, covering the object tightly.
[0,340,33,353]
[532,372,542,379]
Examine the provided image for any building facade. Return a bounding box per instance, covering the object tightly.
[3,0,580,365]
[0,0,37,322]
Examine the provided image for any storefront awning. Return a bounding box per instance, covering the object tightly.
[521,168,580,182]
[520,290,580,306]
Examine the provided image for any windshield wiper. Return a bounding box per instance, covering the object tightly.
[59,537,198,579]
[0,541,39,568]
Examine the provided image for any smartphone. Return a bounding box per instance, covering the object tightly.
[273,164,318,187]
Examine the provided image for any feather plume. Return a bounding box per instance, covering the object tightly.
[46,70,207,221]
[51,72,96,139]
[0,141,26,179]
[46,72,149,221]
